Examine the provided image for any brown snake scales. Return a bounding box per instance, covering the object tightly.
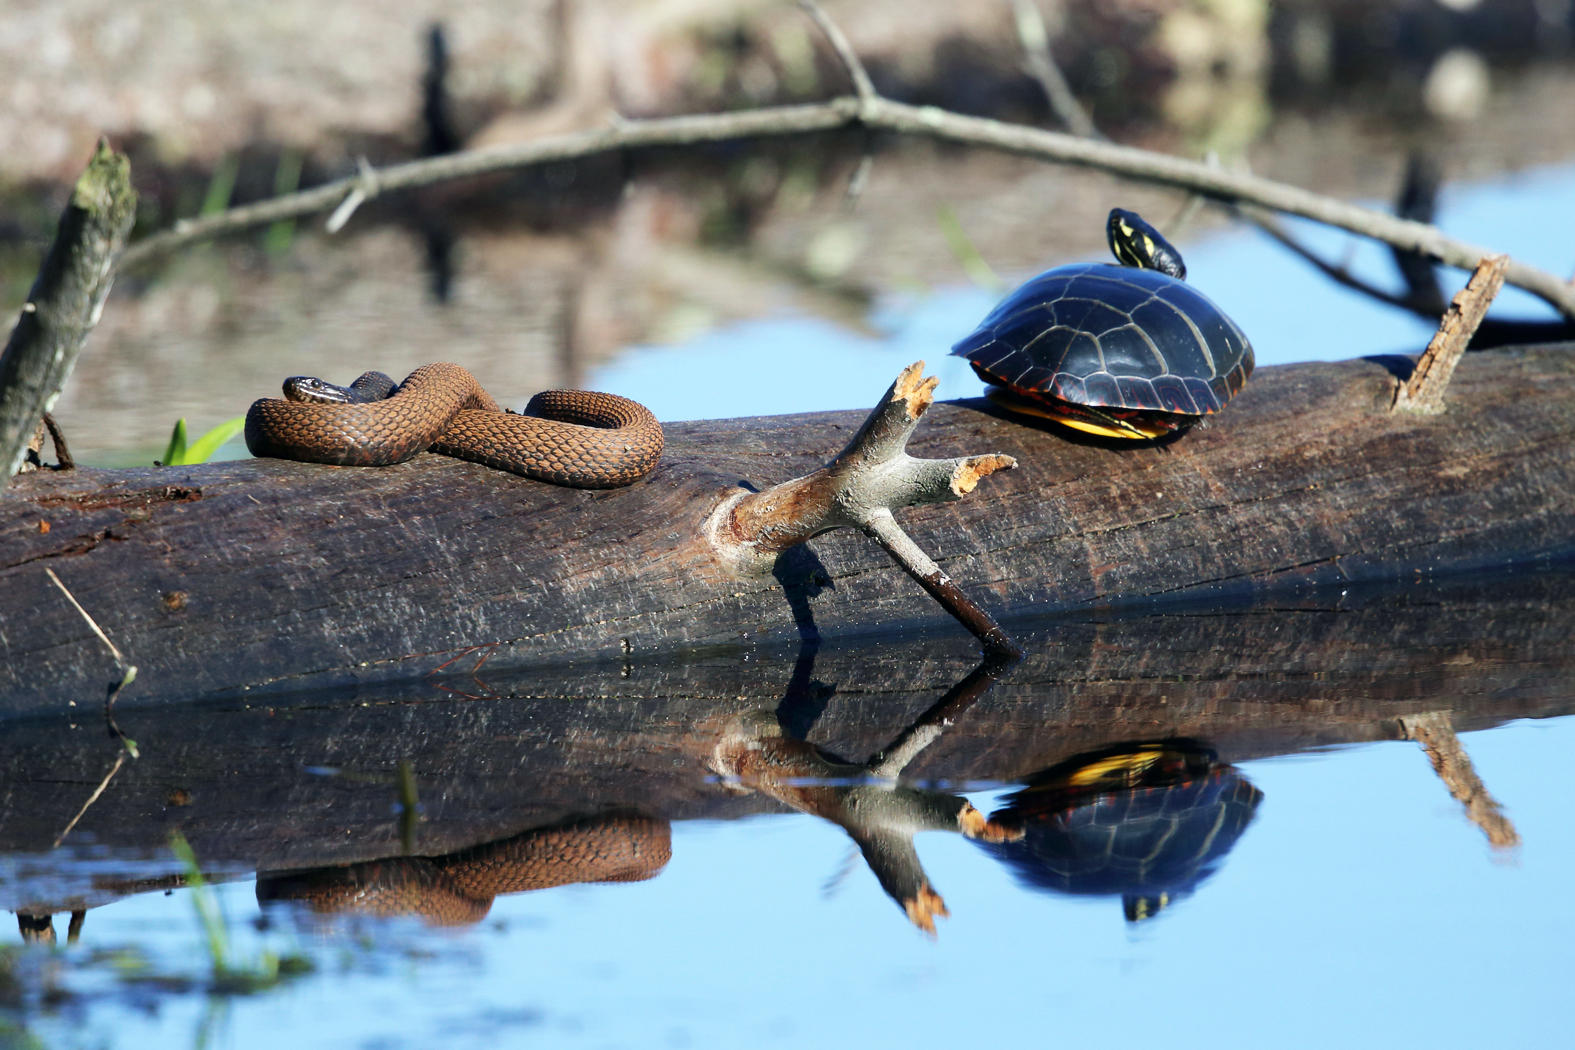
[244,362,664,488]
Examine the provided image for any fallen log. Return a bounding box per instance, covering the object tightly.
[3,345,1573,710]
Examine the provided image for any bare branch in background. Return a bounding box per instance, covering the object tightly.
[1009,0,1099,139]
[1238,181,1572,346]
[799,0,878,112]
[1241,204,1431,313]
[110,17,1575,320]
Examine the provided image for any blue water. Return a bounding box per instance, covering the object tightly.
[13,717,1573,1049]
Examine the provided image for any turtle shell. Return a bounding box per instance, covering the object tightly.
[981,742,1263,920]
[952,263,1254,417]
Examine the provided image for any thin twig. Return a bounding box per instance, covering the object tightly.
[41,411,74,469]
[46,567,139,754]
[799,0,878,111]
[46,564,143,847]
[325,156,380,234]
[53,752,128,848]
[46,566,127,665]
[867,651,1019,778]
[1009,0,1099,138]
[863,510,1022,659]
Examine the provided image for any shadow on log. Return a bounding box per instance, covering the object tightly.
[3,345,1573,709]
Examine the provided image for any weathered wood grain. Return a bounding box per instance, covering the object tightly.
[2,347,1572,709]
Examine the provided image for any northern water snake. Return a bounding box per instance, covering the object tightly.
[244,362,664,488]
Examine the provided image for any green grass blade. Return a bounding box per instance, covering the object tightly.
[161,418,189,466]
[169,832,230,977]
[199,155,239,217]
[265,150,303,255]
[181,416,246,465]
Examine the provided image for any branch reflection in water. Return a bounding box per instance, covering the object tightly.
[709,652,1022,935]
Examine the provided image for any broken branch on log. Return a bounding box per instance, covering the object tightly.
[1394,255,1508,413]
[707,361,1019,656]
[0,140,137,481]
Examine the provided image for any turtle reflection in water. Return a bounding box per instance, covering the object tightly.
[980,740,1261,921]
[951,209,1254,440]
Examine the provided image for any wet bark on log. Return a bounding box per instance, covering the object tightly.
[2,346,1573,709]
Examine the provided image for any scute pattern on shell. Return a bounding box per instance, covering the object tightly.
[952,263,1254,416]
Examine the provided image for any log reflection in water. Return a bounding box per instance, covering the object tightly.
[1,572,1569,936]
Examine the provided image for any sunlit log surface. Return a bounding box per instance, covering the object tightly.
[0,571,1570,916]
[2,346,1573,709]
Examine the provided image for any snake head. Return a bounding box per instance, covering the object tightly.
[282,376,357,404]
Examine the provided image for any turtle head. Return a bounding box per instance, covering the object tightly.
[1107,208,1187,281]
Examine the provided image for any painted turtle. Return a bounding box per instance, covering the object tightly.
[980,740,1262,921]
[952,209,1254,439]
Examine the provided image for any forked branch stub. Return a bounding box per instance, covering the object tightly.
[707,361,1021,656]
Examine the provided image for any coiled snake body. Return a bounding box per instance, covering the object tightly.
[244,362,663,488]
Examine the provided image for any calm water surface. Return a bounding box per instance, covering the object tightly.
[7,714,1573,1049]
